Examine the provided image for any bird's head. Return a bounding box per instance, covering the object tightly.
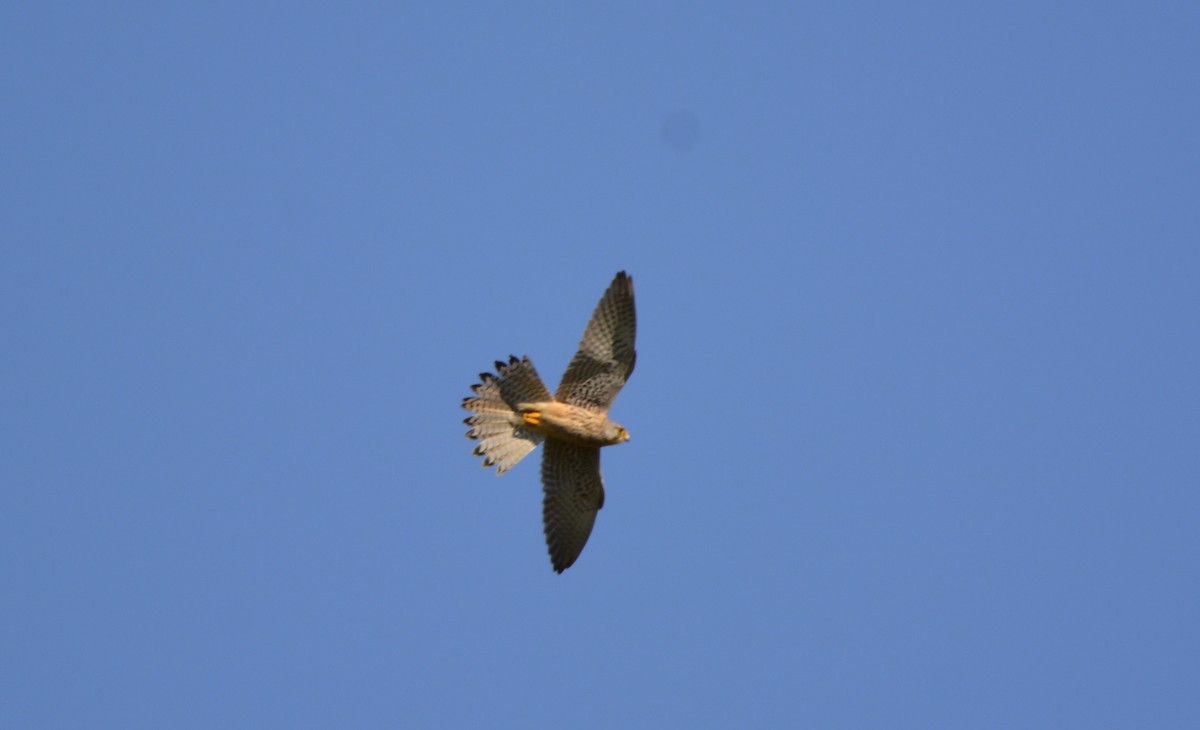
[605,421,630,444]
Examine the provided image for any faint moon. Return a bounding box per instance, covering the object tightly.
[659,110,700,151]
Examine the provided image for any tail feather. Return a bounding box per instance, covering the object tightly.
[462,355,552,474]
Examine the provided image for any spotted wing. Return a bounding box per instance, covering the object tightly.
[541,439,605,573]
[555,271,636,413]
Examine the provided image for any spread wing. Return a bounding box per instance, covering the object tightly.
[555,271,637,413]
[541,439,605,573]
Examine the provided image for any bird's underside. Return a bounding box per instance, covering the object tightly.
[462,271,636,572]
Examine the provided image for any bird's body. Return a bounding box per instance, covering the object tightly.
[517,401,629,448]
[462,271,636,572]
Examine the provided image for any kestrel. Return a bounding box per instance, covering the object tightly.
[462,271,637,573]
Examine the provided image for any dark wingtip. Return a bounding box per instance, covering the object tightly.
[612,270,632,293]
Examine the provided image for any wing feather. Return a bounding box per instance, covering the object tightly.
[541,439,605,573]
[555,271,637,412]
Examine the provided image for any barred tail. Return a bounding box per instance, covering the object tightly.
[462,355,552,474]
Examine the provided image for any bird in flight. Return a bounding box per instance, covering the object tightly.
[462,271,637,572]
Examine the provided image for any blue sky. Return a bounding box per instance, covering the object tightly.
[3,2,1198,727]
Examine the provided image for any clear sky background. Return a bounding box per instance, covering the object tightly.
[3,2,1198,727]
